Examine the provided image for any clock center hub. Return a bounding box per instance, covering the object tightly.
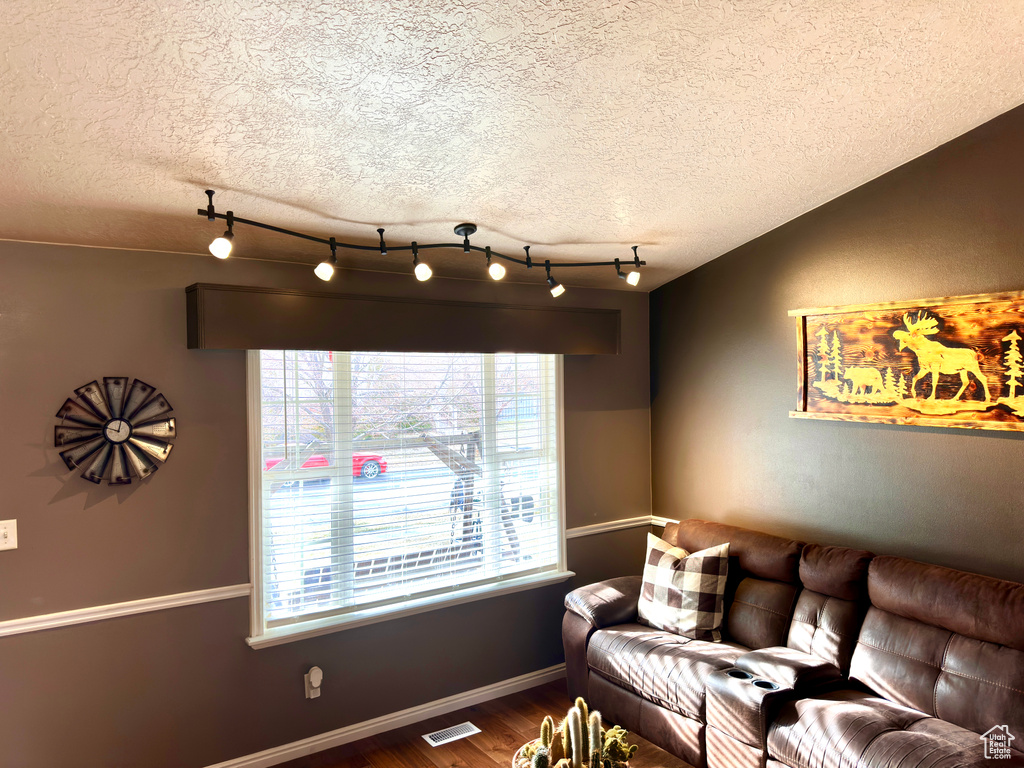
[104,418,132,444]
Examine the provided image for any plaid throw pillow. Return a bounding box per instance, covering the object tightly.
[637,533,729,641]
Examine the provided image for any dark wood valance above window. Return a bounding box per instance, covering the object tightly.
[185,283,620,354]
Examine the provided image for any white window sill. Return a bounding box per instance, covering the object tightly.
[246,569,575,649]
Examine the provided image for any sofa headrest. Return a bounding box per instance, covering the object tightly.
[868,555,1024,652]
[800,544,873,601]
[664,519,803,583]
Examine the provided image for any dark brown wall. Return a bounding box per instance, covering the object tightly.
[0,245,650,767]
[651,105,1024,584]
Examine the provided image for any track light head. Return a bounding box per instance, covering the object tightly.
[486,247,505,280]
[414,262,433,281]
[209,230,233,259]
[209,210,234,259]
[615,257,640,286]
[545,260,564,297]
[314,260,335,281]
[412,242,432,281]
[315,238,338,281]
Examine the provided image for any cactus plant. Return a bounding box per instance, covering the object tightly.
[560,717,570,760]
[574,698,590,757]
[602,725,638,763]
[588,711,603,768]
[575,697,589,722]
[567,707,583,768]
[532,746,551,768]
[541,715,554,750]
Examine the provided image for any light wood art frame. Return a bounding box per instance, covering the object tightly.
[790,289,1024,431]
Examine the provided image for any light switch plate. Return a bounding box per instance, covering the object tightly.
[0,520,17,551]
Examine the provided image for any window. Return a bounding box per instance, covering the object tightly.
[247,350,568,646]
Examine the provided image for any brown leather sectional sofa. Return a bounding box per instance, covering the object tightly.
[562,519,1024,767]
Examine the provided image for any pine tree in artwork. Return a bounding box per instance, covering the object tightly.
[899,373,911,400]
[882,367,895,396]
[816,326,831,383]
[1003,330,1023,401]
[896,372,909,400]
[829,331,844,382]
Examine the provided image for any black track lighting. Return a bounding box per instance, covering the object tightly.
[197,192,644,295]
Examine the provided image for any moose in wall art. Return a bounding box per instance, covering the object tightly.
[790,289,1024,431]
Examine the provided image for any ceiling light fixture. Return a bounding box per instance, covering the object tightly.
[486,246,506,280]
[616,251,641,287]
[545,261,565,298]
[205,190,234,259]
[198,191,644,294]
[314,237,338,282]
[412,242,432,281]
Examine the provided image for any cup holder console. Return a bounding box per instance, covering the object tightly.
[722,668,782,691]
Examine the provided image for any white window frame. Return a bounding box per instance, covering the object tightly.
[245,350,572,648]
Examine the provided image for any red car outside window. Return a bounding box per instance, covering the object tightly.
[263,453,387,478]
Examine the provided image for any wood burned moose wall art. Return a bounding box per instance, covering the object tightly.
[790,289,1024,431]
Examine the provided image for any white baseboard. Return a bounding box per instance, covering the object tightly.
[204,663,567,768]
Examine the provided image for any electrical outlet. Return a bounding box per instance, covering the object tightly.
[0,520,17,551]
[305,666,323,699]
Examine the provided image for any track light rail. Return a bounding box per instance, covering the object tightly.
[198,191,644,294]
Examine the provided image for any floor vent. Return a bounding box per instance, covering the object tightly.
[421,721,481,747]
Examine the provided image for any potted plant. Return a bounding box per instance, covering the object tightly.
[513,697,637,768]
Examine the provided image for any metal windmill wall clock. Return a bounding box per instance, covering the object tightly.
[54,378,176,484]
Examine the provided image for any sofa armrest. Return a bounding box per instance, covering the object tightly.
[564,576,642,628]
[735,646,842,689]
[706,668,793,766]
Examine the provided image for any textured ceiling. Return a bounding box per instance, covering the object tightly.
[1,1,1022,290]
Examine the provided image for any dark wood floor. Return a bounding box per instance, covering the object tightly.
[278,680,694,768]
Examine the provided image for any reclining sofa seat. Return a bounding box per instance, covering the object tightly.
[706,535,874,766]
[767,555,1024,768]
[563,519,810,766]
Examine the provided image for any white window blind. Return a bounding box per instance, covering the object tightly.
[249,350,565,640]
